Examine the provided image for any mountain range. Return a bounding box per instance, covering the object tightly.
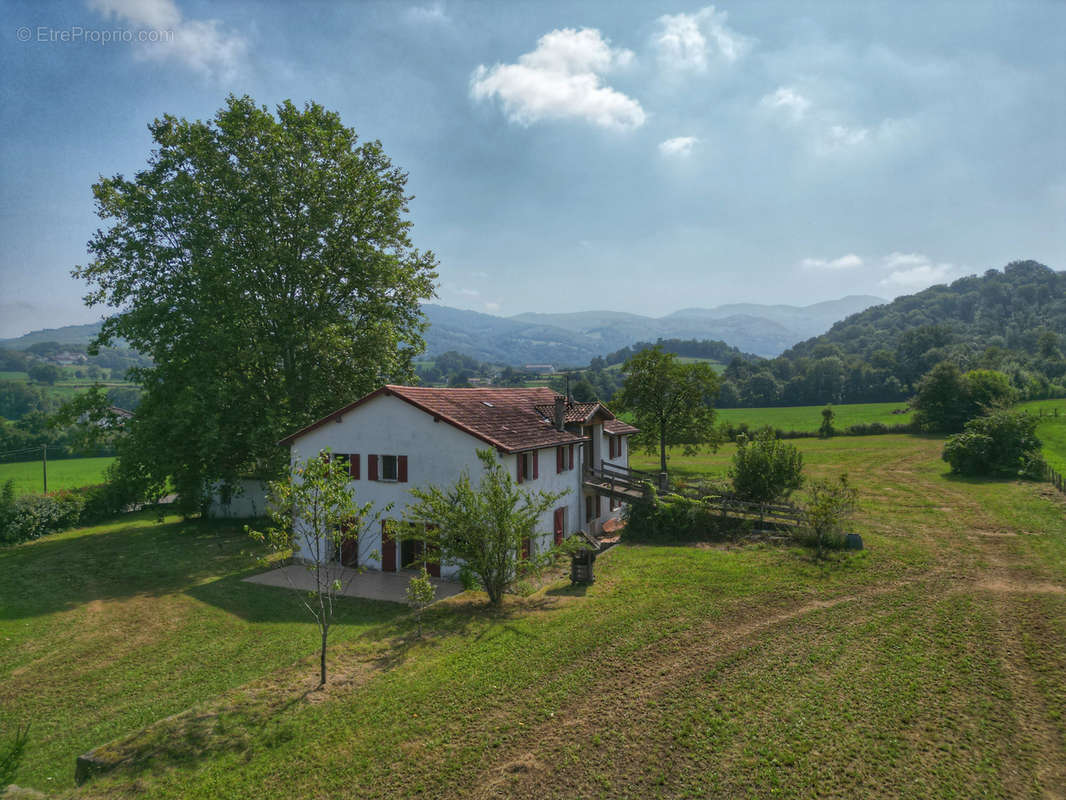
[1,295,885,365]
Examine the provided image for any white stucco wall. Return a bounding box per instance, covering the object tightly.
[289,394,585,577]
[207,479,268,519]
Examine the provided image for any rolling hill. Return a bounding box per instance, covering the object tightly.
[3,295,886,367]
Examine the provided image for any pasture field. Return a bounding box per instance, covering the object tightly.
[2,435,1064,798]
[0,456,117,495]
[0,513,407,790]
[715,400,912,433]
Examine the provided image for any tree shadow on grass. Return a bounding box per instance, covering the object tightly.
[0,512,399,628]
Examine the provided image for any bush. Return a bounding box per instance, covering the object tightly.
[942,409,1045,479]
[622,484,736,542]
[1,489,86,546]
[729,428,804,504]
[799,474,859,558]
[0,474,139,547]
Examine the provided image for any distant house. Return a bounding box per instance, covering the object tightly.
[523,364,555,374]
[275,385,638,579]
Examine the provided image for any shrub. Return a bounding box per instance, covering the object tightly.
[799,474,859,558]
[1,489,86,546]
[942,409,1044,479]
[623,485,736,543]
[729,428,804,505]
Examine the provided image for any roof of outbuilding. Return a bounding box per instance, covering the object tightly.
[278,385,636,453]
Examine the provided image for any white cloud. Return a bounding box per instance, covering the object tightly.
[405,1,449,24]
[484,301,501,313]
[658,136,700,157]
[456,287,480,297]
[878,252,958,288]
[825,124,869,148]
[801,253,864,270]
[88,0,247,81]
[652,6,750,72]
[470,28,645,130]
[470,270,489,279]
[760,86,810,122]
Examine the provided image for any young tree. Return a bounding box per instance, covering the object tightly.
[800,474,859,559]
[250,451,383,687]
[615,347,720,477]
[729,428,804,505]
[405,567,436,638]
[819,405,836,438]
[74,96,438,511]
[405,449,568,607]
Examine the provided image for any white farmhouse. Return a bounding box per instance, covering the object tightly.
[278,385,639,580]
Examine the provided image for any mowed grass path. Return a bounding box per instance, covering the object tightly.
[0,513,406,789]
[0,456,116,495]
[21,434,1057,799]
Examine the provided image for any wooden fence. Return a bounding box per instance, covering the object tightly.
[690,491,803,528]
[1047,464,1066,495]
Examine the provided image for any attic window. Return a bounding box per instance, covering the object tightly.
[482,401,494,407]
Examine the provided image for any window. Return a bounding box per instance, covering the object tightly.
[516,450,538,483]
[368,454,407,482]
[381,454,398,481]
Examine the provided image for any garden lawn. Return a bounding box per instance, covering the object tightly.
[716,400,912,433]
[0,512,406,790]
[0,456,117,496]
[40,434,1066,799]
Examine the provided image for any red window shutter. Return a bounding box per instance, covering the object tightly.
[532,450,539,479]
[521,537,531,560]
[368,454,378,481]
[556,446,564,474]
[554,508,564,545]
[569,444,574,470]
[516,454,524,484]
[398,455,408,483]
[349,454,360,480]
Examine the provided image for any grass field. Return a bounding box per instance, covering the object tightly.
[1,434,1062,797]
[0,513,407,790]
[715,400,913,433]
[0,456,117,495]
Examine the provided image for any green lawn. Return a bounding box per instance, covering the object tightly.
[715,400,913,433]
[0,434,1052,797]
[0,513,407,790]
[0,456,117,495]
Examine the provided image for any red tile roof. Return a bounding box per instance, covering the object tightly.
[604,418,640,435]
[280,385,640,453]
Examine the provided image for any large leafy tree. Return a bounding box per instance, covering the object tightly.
[615,346,720,475]
[75,96,437,510]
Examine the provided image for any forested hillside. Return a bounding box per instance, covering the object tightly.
[716,261,1066,407]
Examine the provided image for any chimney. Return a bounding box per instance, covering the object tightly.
[554,395,565,432]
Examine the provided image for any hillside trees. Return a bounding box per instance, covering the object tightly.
[615,347,720,476]
[74,96,437,511]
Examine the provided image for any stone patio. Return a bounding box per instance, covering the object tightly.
[244,564,465,604]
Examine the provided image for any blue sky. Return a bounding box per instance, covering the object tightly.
[1,0,1063,337]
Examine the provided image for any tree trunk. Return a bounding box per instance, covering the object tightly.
[659,421,668,474]
[320,627,328,686]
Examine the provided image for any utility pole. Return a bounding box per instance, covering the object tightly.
[42,443,47,493]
